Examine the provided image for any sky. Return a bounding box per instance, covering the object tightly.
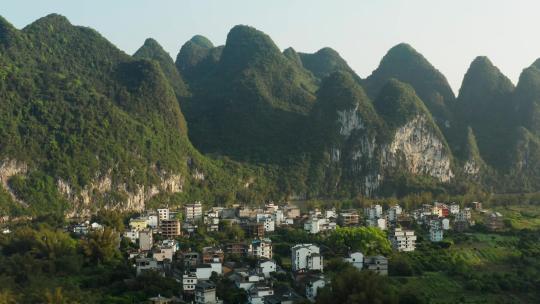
[2,0,540,93]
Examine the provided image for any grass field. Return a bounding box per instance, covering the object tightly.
[449,233,519,267]
[395,272,528,304]
[492,205,540,230]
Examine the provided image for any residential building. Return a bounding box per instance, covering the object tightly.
[183,273,198,292]
[225,243,249,257]
[229,269,264,291]
[195,281,218,304]
[157,208,170,221]
[250,238,273,259]
[364,255,388,275]
[377,218,387,230]
[257,214,275,232]
[325,209,337,220]
[160,219,181,238]
[291,244,323,272]
[202,247,225,264]
[123,229,139,243]
[456,208,472,222]
[258,259,277,278]
[272,209,284,226]
[238,206,256,219]
[429,219,444,242]
[129,218,148,231]
[442,218,450,230]
[248,284,274,304]
[390,228,416,252]
[486,212,504,231]
[153,246,174,262]
[182,252,200,268]
[344,252,364,270]
[139,229,153,251]
[387,205,402,223]
[148,214,159,228]
[471,201,482,210]
[242,222,265,238]
[337,211,359,226]
[305,275,326,302]
[284,205,300,219]
[185,202,203,222]
[450,203,460,215]
[136,258,160,276]
[195,264,221,280]
[148,295,172,304]
[365,205,384,222]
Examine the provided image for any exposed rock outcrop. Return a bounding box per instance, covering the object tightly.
[0,159,29,207]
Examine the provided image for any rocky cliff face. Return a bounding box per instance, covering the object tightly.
[1,158,185,217]
[317,76,454,196]
[383,115,454,182]
[0,159,29,207]
[59,171,184,217]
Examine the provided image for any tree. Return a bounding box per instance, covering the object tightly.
[80,228,120,264]
[44,287,68,304]
[0,289,17,304]
[316,268,397,304]
[327,227,392,255]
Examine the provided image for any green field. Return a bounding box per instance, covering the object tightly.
[492,205,540,230]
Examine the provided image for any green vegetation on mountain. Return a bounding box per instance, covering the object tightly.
[0,14,277,216]
[299,47,357,81]
[175,35,221,82]
[3,14,540,216]
[456,56,516,169]
[177,25,318,165]
[133,38,189,98]
[514,61,540,137]
[374,79,443,139]
[364,43,455,128]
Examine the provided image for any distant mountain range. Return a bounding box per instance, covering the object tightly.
[1,14,539,216]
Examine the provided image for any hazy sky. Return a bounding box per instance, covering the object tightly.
[3,0,540,92]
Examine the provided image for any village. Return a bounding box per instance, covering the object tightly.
[56,199,507,304]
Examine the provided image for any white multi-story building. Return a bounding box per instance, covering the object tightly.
[429,219,444,242]
[365,204,383,220]
[430,227,444,242]
[250,238,273,259]
[185,202,203,222]
[450,203,460,215]
[377,218,387,230]
[456,207,472,222]
[344,252,364,270]
[183,273,198,292]
[390,228,416,252]
[157,208,170,221]
[258,260,277,278]
[306,275,326,302]
[123,229,139,243]
[291,244,323,272]
[304,217,336,234]
[325,209,337,219]
[148,214,159,228]
[273,209,284,226]
[442,218,450,230]
[256,214,275,232]
[387,205,402,223]
[248,285,274,304]
[195,281,218,304]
